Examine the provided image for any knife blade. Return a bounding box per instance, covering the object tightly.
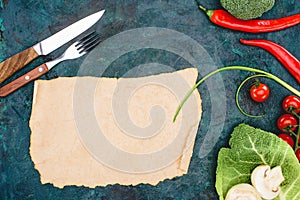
[0,9,105,84]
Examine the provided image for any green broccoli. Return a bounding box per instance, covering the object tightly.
[220,0,275,20]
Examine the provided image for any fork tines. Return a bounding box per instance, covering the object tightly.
[76,31,101,53]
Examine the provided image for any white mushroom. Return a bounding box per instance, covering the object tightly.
[225,183,262,200]
[251,165,284,200]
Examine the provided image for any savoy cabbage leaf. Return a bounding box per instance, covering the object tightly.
[215,123,300,200]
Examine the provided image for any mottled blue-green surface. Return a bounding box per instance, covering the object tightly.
[0,0,299,199]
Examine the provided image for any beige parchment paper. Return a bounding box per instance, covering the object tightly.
[29,68,202,188]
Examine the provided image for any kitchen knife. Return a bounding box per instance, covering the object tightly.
[0,9,105,84]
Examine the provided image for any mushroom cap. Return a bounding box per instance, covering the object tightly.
[225,183,262,200]
[251,165,284,200]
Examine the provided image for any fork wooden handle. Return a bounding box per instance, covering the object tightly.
[0,63,49,97]
[0,47,39,84]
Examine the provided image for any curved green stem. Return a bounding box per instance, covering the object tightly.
[236,74,268,118]
[173,66,300,122]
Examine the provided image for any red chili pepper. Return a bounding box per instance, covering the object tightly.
[240,39,300,83]
[197,5,300,33]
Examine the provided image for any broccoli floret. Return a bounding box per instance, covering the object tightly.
[220,0,275,20]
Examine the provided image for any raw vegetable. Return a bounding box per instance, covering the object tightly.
[215,124,300,200]
[195,2,300,33]
[226,165,284,200]
[225,183,261,200]
[296,149,300,162]
[276,97,300,161]
[250,82,270,103]
[251,165,284,199]
[278,133,294,148]
[220,0,275,20]
[173,66,300,122]
[282,95,300,114]
[240,39,300,83]
[277,114,298,132]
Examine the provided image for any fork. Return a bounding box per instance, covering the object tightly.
[0,32,101,97]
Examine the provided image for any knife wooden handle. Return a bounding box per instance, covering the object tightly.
[0,63,49,97]
[0,47,39,84]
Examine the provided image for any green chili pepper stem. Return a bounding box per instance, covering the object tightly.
[173,66,300,122]
[195,2,214,19]
[235,74,267,118]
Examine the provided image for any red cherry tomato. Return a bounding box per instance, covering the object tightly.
[250,82,270,103]
[277,114,298,132]
[295,149,300,162]
[278,133,294,148]
[282,95,300,114]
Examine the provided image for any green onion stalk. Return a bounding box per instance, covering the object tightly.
[173,66,300,122]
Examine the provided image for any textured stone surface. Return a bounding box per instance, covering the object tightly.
[0,0,299,199]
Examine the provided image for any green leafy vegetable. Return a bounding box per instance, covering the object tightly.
[216,124,300,200]
[220,0,275,20]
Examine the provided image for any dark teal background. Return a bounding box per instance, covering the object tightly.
[0,0,299,199]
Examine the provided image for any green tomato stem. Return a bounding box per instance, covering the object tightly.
[173,66,300,122]
[288,130,298,138]
[295,115,300,151]
[292,110,300,119]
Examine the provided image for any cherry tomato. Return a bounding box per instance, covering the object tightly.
[282,95,300,114]
[295,148,300,162]
[278,133,294,148]
[277,114,298,132]
[250,82,270,103]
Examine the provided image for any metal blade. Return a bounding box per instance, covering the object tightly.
[33,10,105,55]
